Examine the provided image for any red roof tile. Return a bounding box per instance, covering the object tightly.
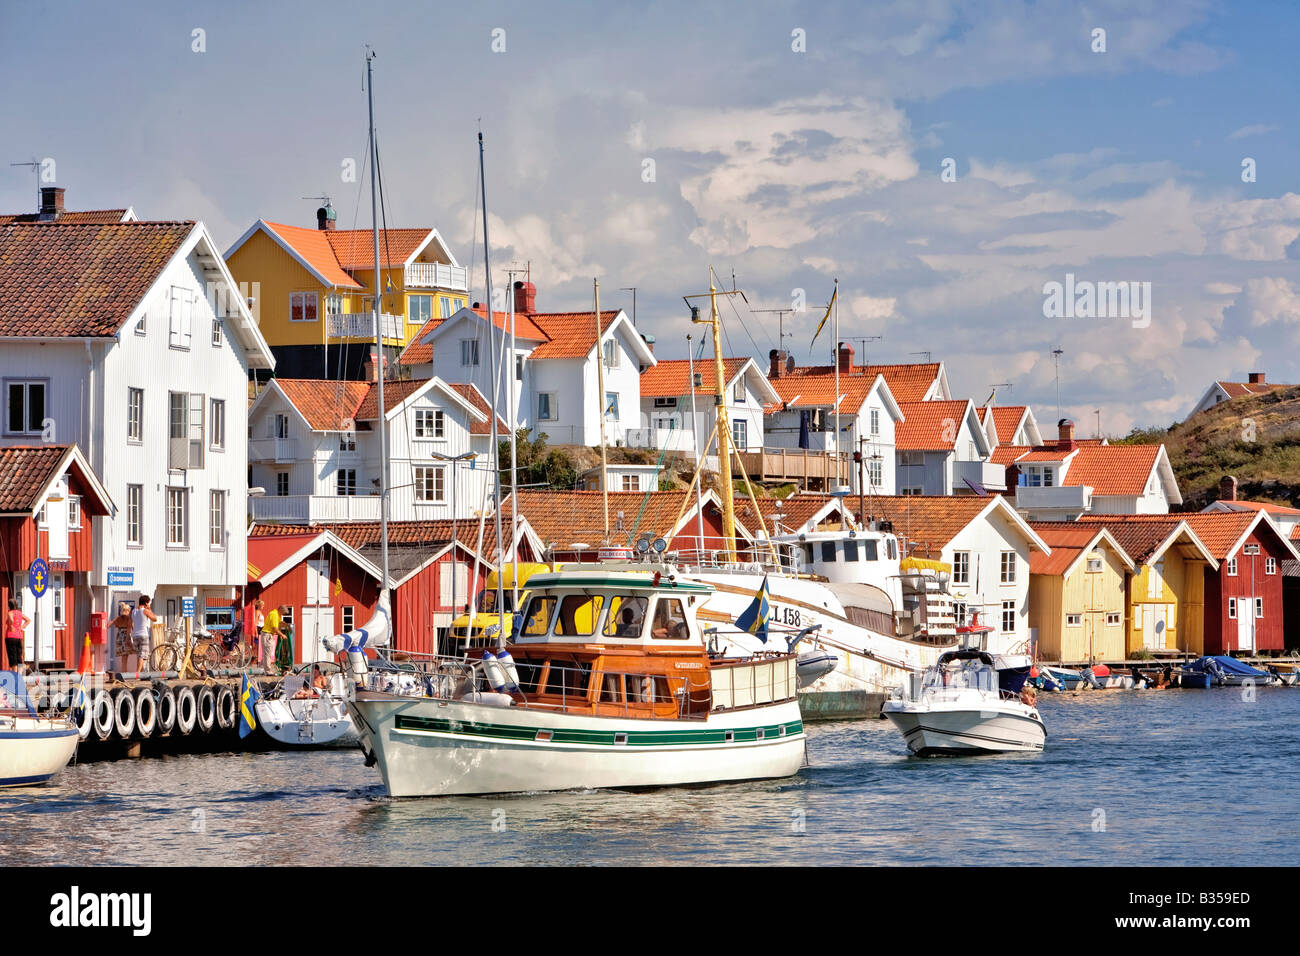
[0,445,72,512]
[1061,445,1162,496]
[1180,512,1266,561]
[1075,514,1205,565]
[853,495,1007,554]
[353,379,427,421]
[397,316,445,365]
[273,379,371,431]
[507,489,702,550]
[325,229,431,269]
[1027,523,1127,576]
[1217,380,1292,399]
[991,444,1031,466]
[528,311,621,360]
[0,222,194,337]
[260,221,362,289]
[446,383,509,435]
[0,209,130,224]
[640,358,751,398]
[895,401,972,450]
[1212,500,1300,516]
[986,406,1027,443]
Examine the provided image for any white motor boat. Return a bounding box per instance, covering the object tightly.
[0,671,79,786]
[883,650,1046,756]
[255,662,357,747]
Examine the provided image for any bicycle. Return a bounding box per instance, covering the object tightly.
[150,621,246,675]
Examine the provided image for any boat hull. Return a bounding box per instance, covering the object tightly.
[0,720,80,786]
[882,703,1046,755]
[255,698,358,748]
[350,692,806,797]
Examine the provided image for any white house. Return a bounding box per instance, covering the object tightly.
[0,216,274,629]
[578,463,664,492]
[409,281,656,447]
[873,494,1050,655]
[634,356,779,457]
[248,372,504,524]
[894,399,1002,495]
[981,403,1043,449]
[1187,371,1292,418]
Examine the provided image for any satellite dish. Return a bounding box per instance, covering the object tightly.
[651,537,668,553]
[785,354,796,373]
[635,537,651,554]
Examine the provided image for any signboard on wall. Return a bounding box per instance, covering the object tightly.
[107,566,135,588]
[181,597,196,619]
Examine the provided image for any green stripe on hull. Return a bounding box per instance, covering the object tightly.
[392,713,804,746]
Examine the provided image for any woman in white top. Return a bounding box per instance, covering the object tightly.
[128,595,158,673]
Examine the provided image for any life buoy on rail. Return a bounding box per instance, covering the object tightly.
[175,686,197,735]
[135,687,157,737]
[195,685,216,733]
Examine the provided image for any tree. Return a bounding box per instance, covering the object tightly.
[498,428,578,490]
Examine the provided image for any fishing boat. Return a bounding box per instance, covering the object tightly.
[0,671,79,786]
[882,650,1046,755]
[254,661,358,747]
[344,565,806,797]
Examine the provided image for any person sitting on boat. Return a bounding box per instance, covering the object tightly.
[312,666,330,693]
[292,670,320,700]
[610,599,645,638]
[1019,684,1037,706]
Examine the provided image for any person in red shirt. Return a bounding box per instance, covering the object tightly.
[5,599,30,673]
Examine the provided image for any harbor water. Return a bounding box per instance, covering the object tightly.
[4,686,1298,866]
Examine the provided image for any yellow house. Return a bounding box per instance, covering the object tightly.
[1077,516,1217,656]
[1028,524,1133,663]
[223,203,468,380]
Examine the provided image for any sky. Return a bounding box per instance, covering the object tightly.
[3,0,1299,435]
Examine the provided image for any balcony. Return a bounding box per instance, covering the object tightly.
[405,262,468,292]
[249,438,298,463]
[953,459,1008,493]
[250,494,383,523]
[1015,484,1092,515]
[733,447,851,490]
[327,312,404,341]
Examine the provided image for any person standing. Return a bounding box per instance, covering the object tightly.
[130,596,159,672]
[260,603,283,675]
[5,599,29,673]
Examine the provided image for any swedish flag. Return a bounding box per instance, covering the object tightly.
[734,576,771,644]
[810,286,836,350]
[239,672,261,739]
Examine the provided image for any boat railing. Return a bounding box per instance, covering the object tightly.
[664,549,799,575]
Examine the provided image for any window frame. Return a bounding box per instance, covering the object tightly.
[1001,600,1016,633]
[51,572,65,627]
[460,338,480,366]
[1000,551,1016,585]
[127,387,144,443]
[165,486,188,549]
[289,291,319,323]
[1266,557,1277,575]
[275,472,290,497]
[1255,597,1264,619]
[952,551,970,585]
[68,495,81,530]
[1226,557,1237,576]
[168,285,194,349]
[414,465,446,503]
[210,398,226,451]
[538,392,557,421]
[4,378,48,437]
[127,484,143,547]
[1228,597,1237,619]
[209,489,226,550]
[336,469,357,497]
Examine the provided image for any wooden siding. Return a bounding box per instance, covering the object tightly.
[226,230,333,349]
[1204,528,1288,654]
[1031,546,1128,662]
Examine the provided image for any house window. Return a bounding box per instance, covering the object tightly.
[954,602,968,627]
[414,409,444,439]
[868,459,883,487]
[68,496,81,530]
[210,399,225,450]
[166,487,188,548]
[290,292,319,322]
[900,451,924,467]
[605,392,619,420]
[1228,597,1236,619]
[169,286,193,348]
[127,484,142,546]
[621,475,639,492]
[1148,560,1164,598]
[1066,613,1082,626]
[5,380,46,435]
[1002,600,1016,633]
[211,317,222,347]
[515,355,524,382]
[169,392,205,469]
[275,473,289,497]
[125,387,144,443]
[654,397,677,408]
[538,393,556,421]
[326,294,343,316]
[52,573,65,627]
[409,294,433,325]
[603,339,619,369]
[209,490,226,549]
[415,466,445,503]
[1000,551,1016,584]
[460,339,480,366]
[1256,597,1264,619]
[1266,557,1277,575]
[732,419,747,450]
[439,296,454,318]
[339,436,356,452]
[952,552,969,585]
[341,606,355,633]
[901,487,924,496]
[733,379,744,403]
[1086,555,1103,573]
[337,469,357,496]
[870,408,880,436]
[1106,612,1121,626]
[275,414,289,439]
[1226,557,1237,576]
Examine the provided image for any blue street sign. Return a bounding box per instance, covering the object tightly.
[29,559,49,598]
[181,597,195,619]
[107,570,134,588]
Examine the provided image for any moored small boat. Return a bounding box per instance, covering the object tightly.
[0,671,79,787]
[255,662,358,747]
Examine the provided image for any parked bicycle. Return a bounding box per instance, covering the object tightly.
[150,620,246,674]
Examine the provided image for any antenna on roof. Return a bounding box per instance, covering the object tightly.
[1052,347,1065,420]
[853,336,882,367]
[910,351,932,363]
[988,382,1012,405]
[754,306,798,353]
[9,158,42,212]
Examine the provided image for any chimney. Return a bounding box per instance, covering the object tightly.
[837,342,854,373]
[38,186,65,221]
[316,203,337,231]
[640,332,655,355]
[1248,371,1266,385]
[363,349,387,384]
[1057,417,1076,451]
[1220,475,1238,502]
[769,349,788,380]
[513,280,536,315]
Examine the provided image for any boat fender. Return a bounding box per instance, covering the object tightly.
[195,685,217,733]
[112,688,136,738]
[175,686,197,734]
[91,689,115,741]
[156,686,177,735]
[215,685,236,731]
[76,690,95,740]
[134,687,157,738]
[459,691,514,708]
[496,650,521,693]
[481,650,508,693]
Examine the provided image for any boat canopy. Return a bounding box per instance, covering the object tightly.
[1187,656,1270,678]
[0,671,37,716]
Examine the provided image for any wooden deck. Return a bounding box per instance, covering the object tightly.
[733,448,852,490]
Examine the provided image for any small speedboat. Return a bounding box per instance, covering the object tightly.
[795,648,839,688]
[0,671,79,786]
[255,662,357,747]
[1178,669,1213,689]
[1266,664,1298,686]
[1185,656,1273,688]
[883,650,1046,756]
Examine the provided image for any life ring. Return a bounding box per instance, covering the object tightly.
[215,685,236,730]
[175,685,197,735]
[92,689,115,741]
[195,685,216,733]
[134,688,157,737]
[112,688,137,738]
[156,686,177,735]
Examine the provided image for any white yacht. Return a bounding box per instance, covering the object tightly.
[882,649,1046,755]
[255,662,358,747]
[0,671,79,786]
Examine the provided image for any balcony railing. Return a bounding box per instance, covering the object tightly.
[327,312,404,341]
[1015,484,1091,513]
[249,494,383,523]
[734,447,851,487]
[248,438,298,463]
[404,262,468,291]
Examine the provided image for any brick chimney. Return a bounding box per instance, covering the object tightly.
[363,349,387,383]
[769,349,789,380]
[316,202,337,231]
[837,342,854,373]
[513,280,536,315]
[38,186,65,221]
[1057,417,1076,451]
[1248,371,1266,384]
[1220,475,1238,502]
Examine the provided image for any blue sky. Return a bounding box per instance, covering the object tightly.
[3,0,1298,433]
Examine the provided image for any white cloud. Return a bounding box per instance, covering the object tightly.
[850,295,897,320]
[1227,123,1280,141]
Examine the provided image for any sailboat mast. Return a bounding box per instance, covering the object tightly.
[709,267,736,562]
[366,49,390,593]
[478,131,506,636]
[687,334,705,551]
[508,269,519,609]
[594,279,610,542]
[833,276,840,493]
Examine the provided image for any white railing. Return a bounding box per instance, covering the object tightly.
[405,262,468,291]
[249,494,383,523]
[624,427,700,455]
[327,313,404,340]
[248,438,298,462]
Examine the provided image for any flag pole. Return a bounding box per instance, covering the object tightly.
[833,277,840,489]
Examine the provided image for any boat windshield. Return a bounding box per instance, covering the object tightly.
[924,661,998,693]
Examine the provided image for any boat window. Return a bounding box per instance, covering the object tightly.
[843,539,859,562]
[886,538,898,560]
[543,658,590,697]
[862,539,878,561]
[603,596,648,638]
[515,660,544,693]
[650,598,690,640]
[802,543,813,566]
[600,672,624,703]
[555,594,605,636]
[820,541,836,562]
[520,595,556,636]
